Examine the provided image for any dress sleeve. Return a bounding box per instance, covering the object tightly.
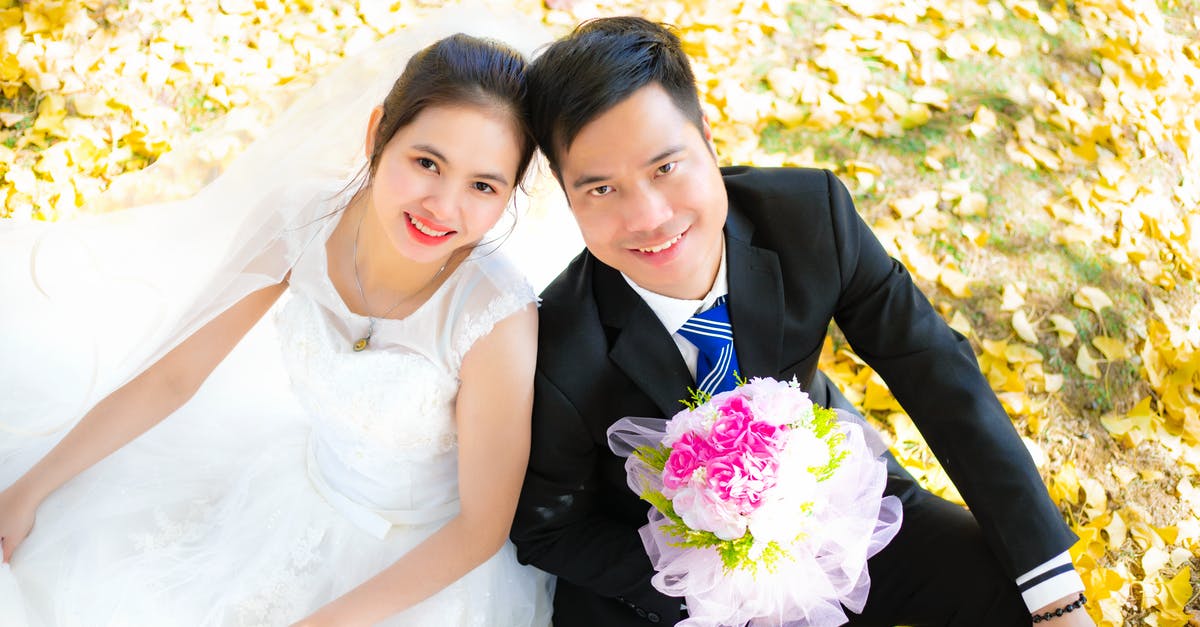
[446,252,538,371]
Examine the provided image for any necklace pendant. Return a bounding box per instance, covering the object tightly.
[353,337,369,352]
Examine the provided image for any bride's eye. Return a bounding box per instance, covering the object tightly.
[472,181,495,194]
[417,157,439,173]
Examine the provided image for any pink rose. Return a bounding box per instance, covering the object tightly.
[709,399,753,453]
[710,398,785,456]
[704,452,780,514]
[745,419,785,453]
[662,432,713,491]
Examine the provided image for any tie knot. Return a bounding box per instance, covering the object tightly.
[677,296,739,395]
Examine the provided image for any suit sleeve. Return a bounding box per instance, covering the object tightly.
[511,369,681,619]
[821,170,1076,577]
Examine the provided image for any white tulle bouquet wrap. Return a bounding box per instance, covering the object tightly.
[606,377,904,627]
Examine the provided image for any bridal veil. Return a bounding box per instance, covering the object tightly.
[0,4,574,450]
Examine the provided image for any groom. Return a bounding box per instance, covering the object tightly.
[511,17,1090,627]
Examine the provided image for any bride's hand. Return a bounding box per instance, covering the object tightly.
[0,486,38,563]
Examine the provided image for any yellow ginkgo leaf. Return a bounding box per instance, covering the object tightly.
[1076,344,1101,378]
[1109,465,1138,487]
[941,33,971,60]
[948,310,974,338]
[1000,283,1025,311]
[910,86,949,111]
[968,105,997,138]
[1022,143,1063,171]
[1161,566,1192,609]
[1005,343,1043,364]
[1013,310,1039,344]
[961,223,988,246]
[1092,336,1130,361]
[938,268,972,298]
[1048,314,1078,347]
[899,103,932,129]
[993,38,1022,57]
[1073,286,1114,316]
[1050,462,1081,506]
[1104,510,1127,551]
[1142,545,1170,579]
[1101,397,1155,447]
[953,191,987,216]
[889,190,939,218]
[1130,520,1166,551]
[1005,139,1039,170]
[1043,373,1063,393]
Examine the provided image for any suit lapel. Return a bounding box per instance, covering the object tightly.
[725,209,785,379]
[593,262,696,418]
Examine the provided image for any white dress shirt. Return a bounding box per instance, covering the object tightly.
[621,238,1083,612]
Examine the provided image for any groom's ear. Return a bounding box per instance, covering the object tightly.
[365,106,385,159]
[701,114,717,158]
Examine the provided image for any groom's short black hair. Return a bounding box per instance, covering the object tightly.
[527,16,705,176]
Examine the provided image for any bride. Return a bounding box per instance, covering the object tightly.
[0,9,554,627]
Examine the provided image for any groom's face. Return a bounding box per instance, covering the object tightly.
[556,84,727,300]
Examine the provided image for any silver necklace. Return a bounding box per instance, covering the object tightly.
[351,209,449,352]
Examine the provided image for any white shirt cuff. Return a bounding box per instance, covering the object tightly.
[1016,551,1085,611]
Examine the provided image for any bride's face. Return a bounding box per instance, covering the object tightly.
[367,103,523,265]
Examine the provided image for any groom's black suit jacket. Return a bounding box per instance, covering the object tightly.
[512,167,1075,626]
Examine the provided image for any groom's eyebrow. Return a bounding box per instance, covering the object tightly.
[570,146,685,191]
[414,144,510,186]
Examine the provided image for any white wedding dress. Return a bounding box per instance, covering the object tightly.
[1,181,554,626]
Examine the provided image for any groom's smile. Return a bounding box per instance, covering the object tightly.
[558,84,728,300]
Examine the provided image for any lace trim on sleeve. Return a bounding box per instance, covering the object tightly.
[448,256,538,369]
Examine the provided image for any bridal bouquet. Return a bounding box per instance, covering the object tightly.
[607,377,903,627]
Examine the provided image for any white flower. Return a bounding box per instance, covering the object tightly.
[748,491,813,545]
[746,379,814,427]
[673,485,748,541]
[746,429,830,544]
[779,428,832,476]
[662,407,709,447]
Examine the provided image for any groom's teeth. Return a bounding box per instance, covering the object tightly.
[409,214,450,237]
[638,233,682,254]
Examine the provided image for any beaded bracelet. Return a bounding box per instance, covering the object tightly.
[1031,593,1088,623]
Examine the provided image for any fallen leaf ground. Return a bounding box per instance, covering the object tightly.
[2,0,1197,624]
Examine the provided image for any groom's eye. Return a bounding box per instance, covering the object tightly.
[656,162,677,175]
[589,185,614,197]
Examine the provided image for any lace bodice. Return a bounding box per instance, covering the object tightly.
[273,201,536,526]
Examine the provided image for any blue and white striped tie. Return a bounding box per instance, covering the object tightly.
[677,296,741,396]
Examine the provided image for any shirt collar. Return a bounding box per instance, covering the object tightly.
[622,239,728,335]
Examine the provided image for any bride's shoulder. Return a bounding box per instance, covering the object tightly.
[455,248,536,305]
[441,249,537,361]
[275,178,355,227]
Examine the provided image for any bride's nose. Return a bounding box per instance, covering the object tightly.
[421,179,460,221]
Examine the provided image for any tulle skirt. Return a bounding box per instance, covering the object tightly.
[0,314,554,627]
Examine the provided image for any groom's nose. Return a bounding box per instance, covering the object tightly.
[621,183,672,233]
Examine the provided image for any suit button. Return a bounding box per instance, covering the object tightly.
[647,612,661,623]
[636,608,647,618]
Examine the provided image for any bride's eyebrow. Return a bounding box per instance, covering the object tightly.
[412,143,510,187]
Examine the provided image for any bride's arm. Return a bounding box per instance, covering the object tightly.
[0,282,288,562]
[296,302,538,627]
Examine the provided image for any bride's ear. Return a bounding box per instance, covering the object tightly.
[365,106,385,160]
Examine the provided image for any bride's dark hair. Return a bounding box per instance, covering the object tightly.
[367,34,536,186]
